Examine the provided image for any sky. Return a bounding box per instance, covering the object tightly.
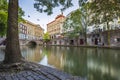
[19,0,79,32]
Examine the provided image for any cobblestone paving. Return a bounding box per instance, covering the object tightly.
[0,61,85,80]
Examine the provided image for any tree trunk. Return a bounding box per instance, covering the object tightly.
[84,32,87,45]
[4,0,22,64]
[107,22,110,46]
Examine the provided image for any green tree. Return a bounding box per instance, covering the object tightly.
[89,0,120,45]
[0,0,8,11]
[18,7,25,22]
[78,1,91,45]
[43,32,50,44]
[63,1,90,45]
[0,0,8,37]
[63,9,83,41]
[0,11,7,37]
[0,0,24,37]
[34,0,73,15]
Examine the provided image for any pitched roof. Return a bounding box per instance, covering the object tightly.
[47,14,65,25]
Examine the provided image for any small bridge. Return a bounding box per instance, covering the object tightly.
[0,38,43,46]
[19,39,43,45]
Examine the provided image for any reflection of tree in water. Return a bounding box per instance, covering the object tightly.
[63,47,87,77]
[88,48,120,68]
[88,69,117,80]
[45,46,87,77]
[45,46,66,69]
[87,48,120,80]
[42,46,50,55]
[21,46,45,62]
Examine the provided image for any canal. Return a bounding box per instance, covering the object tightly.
[0,46,120,80]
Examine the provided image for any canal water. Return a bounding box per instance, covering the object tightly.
[0,46,120,80]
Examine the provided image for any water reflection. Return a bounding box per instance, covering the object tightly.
[21,46,44,63]
[0,46,120,80]
[87,49,120,80]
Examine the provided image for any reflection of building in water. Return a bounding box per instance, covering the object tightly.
[47,52,64,70]
[34,46,44,62]
[88,60,120,80]
[21,46,44,62]
[87,48,120,80]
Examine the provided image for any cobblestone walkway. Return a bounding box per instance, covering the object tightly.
[0,61,85,80]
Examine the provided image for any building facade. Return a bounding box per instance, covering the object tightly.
[47,13,66,45]
[19,23,27,40]
[87,18,120,46]
[47,13,65,39]
[34,25,44,40]
[19,20,44,41]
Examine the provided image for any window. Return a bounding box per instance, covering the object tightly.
[117,38,120,42]
[54,41,56,44]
